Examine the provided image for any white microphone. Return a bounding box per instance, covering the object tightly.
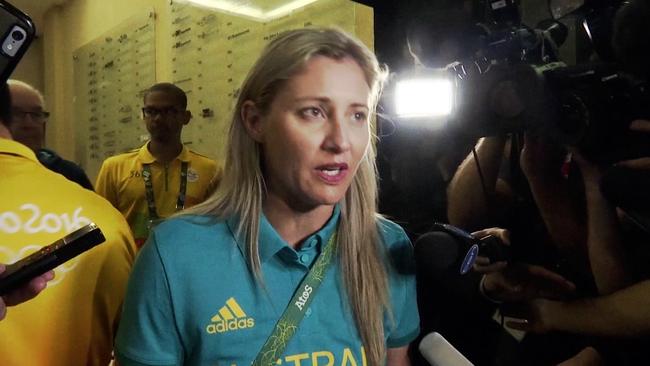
[419,332,474,366]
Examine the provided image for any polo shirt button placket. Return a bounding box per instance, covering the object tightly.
[299,253,310,264]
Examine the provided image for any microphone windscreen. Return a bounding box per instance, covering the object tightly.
[419,332,474,366]
[414,231,461,274]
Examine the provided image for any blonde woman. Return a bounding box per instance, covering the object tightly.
[115,27,419,366]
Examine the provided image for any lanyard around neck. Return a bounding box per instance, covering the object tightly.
[252,231,338,366]
[141,161,189,221]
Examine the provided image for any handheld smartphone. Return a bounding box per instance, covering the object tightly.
[0,1,35,83]
[0,223,106,296]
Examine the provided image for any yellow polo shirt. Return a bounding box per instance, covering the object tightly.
[0,138,137,366]
[95,142,222,246]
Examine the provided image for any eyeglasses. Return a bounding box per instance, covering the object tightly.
[142,107,182,119]
[12,109,50,123]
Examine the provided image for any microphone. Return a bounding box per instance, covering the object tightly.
[414,223,511,276]
[419,332,474,366]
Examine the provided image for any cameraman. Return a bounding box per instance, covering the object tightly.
[447,1,650,363]
[406,2,598,364]
[444,129,639,365]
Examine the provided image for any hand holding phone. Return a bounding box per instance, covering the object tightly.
[0,264,53,320]
[0,223,106,296]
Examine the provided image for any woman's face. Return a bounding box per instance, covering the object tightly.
[254,55,372,212]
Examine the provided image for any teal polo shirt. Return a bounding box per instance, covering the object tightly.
[115,206,420,366]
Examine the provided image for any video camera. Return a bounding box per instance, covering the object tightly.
[397,0,650,164]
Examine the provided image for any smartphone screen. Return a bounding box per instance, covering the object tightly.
[0,1,35,83]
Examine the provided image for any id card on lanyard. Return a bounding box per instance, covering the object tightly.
[141,161,189,231]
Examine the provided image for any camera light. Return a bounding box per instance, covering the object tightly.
[394,77,454,119]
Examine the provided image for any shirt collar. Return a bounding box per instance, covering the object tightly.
[137,141,190,164]
[0,138,38,162]
[227,205,341,264]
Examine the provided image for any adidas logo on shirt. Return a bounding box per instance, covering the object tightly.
[206,297,255,334]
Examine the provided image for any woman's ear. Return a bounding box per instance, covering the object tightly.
[241,101,265,143]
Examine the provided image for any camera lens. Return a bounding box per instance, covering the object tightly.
[11,30,24,41]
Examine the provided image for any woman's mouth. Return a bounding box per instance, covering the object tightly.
[316,163,349,183]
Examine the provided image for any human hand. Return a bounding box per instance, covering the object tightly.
[0,264,54,320]
[472,227,511,272]
[614,119,650,170]
[502,298,559,333]
[571,150,605,189]
[481,263,576,303]
[575,119,650,185]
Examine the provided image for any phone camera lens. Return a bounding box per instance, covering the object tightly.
[11,30,24,41]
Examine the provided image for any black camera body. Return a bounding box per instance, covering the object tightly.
[541,62,650,163]
[447,0,650,163]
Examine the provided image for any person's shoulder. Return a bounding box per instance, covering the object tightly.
[153,214,228,243]
[7,161,128,233]
[157,214,218,228]
[102,148,140,166]
[377,217,416,273]
[50,181,135,249]
[3,166,136,258]
[87,202,135,252]
[377,216,410,245]
[149,215,234,260]
[71,186,130,223]
[187,150,219,166]
[97,150,141,179]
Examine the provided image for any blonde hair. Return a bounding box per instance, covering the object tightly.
[184,27,390,364]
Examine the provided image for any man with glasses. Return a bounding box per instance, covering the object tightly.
[8,79,93,189]
[95,82,222,247]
